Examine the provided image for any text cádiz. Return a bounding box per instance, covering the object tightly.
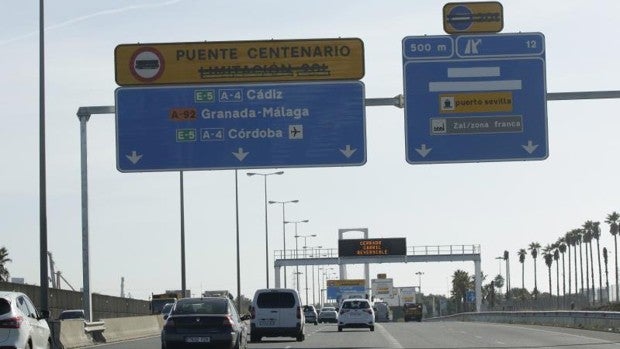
[201,107,310,120]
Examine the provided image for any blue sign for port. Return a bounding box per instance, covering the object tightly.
[115,82,366,172]
[402,32,548,164]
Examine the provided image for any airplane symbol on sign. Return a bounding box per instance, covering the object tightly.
[289,125,303,139]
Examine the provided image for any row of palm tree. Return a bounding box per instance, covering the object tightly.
[515,212,619,303]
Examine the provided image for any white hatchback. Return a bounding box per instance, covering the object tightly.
[337,298,374,332]
[0,291,51,349]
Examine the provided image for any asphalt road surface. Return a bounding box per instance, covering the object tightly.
[82,322,620,349]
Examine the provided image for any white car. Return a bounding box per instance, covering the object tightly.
[0,291,51,349]
[337,298,374,332]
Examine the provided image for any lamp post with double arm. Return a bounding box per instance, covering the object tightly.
[297,234,317,304]
[268,199,299,288]
[284,220,309,294]
[246,171,284,288]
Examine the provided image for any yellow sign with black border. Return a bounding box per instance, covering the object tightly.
[115,38,364,86]
[443,2,504,34]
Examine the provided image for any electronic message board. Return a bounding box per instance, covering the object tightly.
[338,238,407,257]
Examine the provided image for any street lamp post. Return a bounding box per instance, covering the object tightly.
[307,246,322,306]
[268,199,299,288]
[415,271,425,292]
[284,219,309,294]
[247,171,284,289]
[298,234,317,304]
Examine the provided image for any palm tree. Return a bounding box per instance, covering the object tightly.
[503,250,511,294]
[554,248,561,307]
[603,247,610,302]
[557,238,567,297]
[573,229,584,295]
[582,222,592,302]
[517,249,527,290]
[543,248,554,297]
[564,232,573,295]
[605,211,619,302]
[0,247,11,282]
[592,222,603,303]
[529,242,541,298]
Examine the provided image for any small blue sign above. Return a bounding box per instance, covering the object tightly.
[402,32,548,164]
[115,82,366,172]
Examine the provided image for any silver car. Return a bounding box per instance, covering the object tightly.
[318,306,338,323]
[0,291,51,349]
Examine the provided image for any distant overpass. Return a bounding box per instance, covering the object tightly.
[273,244,482,311]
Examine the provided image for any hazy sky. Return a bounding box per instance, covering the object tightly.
[1,0,619,301]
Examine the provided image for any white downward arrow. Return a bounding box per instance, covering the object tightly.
[415,144,432,158]
[125,150,143,164]
[522,140,539,154]
[232,147,249,161]
[339,145,357,158]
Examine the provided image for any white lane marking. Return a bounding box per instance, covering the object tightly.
[375,323,403,349]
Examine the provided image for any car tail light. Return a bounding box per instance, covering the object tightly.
[222,315,234,327]
[296,306,301,319]
[250,306,255,319]
[0,316,23,329]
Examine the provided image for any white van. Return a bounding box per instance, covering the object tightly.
[249,288,305,342]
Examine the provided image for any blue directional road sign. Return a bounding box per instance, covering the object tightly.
[115,82,366,172]
[403,32,547,164]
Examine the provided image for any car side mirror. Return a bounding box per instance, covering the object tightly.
[163,314,169,320]
[38,310,50,320]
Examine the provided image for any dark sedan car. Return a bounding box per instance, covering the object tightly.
[161,297,249,349]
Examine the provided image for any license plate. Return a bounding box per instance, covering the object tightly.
[259,319,276,326]
[185,336,210,343]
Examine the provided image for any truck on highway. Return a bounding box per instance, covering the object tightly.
[150,292,180,314]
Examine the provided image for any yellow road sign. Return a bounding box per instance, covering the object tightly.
[439,92,513,113]
[443,2,504,34]
[115,38,364,86]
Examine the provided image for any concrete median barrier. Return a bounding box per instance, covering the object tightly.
[58,320,94,348]
[101,315,162,343]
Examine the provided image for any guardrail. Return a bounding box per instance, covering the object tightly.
[426,310,620,332]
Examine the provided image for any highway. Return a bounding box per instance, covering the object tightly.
[81,321,620,348]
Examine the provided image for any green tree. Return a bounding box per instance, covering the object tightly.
[543,246,554,297]
[592,221,603,303]
[575,229,585,296]
[557,238,567,297]
[0,247,11,282]
[605,211,619,302]
[553,248,560,301]
[517,249,527,290]
[582,222,593,302]
[564,231,574,295]
[451,270,472,312]
[528,242,541,298]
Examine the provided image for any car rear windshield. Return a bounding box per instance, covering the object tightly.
[256,292,295,308]
[0,299,10,315]
[174,299,227,314]
[342,300,369,309]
